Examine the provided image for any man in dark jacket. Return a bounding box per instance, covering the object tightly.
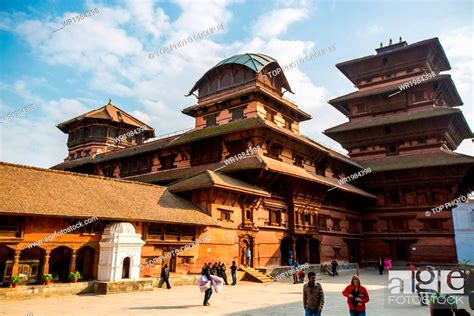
[158,264,171,289]
[303,271,324,316]
[331,259,339,277]
[202,263,213,306]
[231,261,237,285]
[211,262,218,275]
[221,263,229,285]
[376,257,384,275]
[216,261,223,278]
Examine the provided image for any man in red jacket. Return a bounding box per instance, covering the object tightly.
[342,275,369,316]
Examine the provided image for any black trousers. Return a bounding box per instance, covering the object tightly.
[158,277,171,289]
[204,288,213,305]
[378,265,384,275]
[222,272,228,284]
[332,267,338,276]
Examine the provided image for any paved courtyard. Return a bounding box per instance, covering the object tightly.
[2,269,472,316]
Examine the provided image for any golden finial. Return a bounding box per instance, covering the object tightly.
[389,38,393,45]
[107,98,112,105]
[380,42,383,48]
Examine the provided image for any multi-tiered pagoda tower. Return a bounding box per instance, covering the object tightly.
[325,38,474,263]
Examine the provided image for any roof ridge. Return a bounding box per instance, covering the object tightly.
[0,161,163,189]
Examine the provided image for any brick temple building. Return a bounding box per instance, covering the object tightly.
[0,37,472,286]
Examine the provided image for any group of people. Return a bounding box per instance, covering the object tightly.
[198,261,238,306]
[304,273,369,316]
[376,257,392,275]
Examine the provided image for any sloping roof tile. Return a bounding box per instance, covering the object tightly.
[325,107,463,134]
[0,162,216,226]
[168,170,270,197]
[359,150,474,172]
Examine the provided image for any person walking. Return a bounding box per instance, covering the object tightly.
[230,261,237,286]
[376,257,384,275]
[211,262,218,275]
[303,271,324,316]
[383,258,392,274]
[158,264,171,289]
[293,259,300,284]
[342,275,369,316]
[331,259,339,277]
[221,263,229,285]
[201,263,213,306]
[216,261,223,278]
[246,249,251,267]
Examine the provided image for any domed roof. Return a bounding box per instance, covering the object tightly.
[186,53,292,96]
[103,222,136,234]
[213,53,277,73]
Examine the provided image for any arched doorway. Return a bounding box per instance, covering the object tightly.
[239,235,253,267]
[309,239,320,264]
[19,247,44,284]
[76,246,95,280]
[280,237,293,266]
[0,246,14,286]
[295,238,307,263]
[122,257,131,279]
[49,246,72,282]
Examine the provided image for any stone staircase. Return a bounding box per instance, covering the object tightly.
[239,266,275,283]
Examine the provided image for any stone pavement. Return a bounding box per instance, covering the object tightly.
[2,269,472,316]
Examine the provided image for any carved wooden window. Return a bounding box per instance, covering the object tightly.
[205,114,217,127]
[159,155,176,170]
[265,108,275,122]
[386,144,399,156]
[220,210,232,222]
[332,218,341,231]
[425,219,443,231]
[267,144,282,160]
[230,107,245,121]
[0,216,22,238]
[268,209,281,226]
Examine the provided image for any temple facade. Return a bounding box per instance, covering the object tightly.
[0,38,472,286]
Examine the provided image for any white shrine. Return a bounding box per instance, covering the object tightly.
[97,222,145,282]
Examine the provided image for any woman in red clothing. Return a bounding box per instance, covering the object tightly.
[342,275,369,316]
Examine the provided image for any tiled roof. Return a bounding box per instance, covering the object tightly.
[222,155,376,199]
[168,170,270,197]
[0,162,216,226]
[359,150,474,172]
[57,100,155,133]
[186,53,293,96]
[328,74,459,105]
[324,107,464,134]
[167,118,265,146]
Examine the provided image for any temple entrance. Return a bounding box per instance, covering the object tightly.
[49,246,72,282]
[280,237,293,266]
[295,238,307,263]
[0,246,13,285]
[309,239,320,264]
[19,247,44,284]
[345,240,361,263]
[76,246,95,280]
[392,241,411,261]
[239,235,253,267]
[122,257,130,279]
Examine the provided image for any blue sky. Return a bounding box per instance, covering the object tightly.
[0,0,472,168]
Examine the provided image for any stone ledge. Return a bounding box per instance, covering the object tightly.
[0,281,94,301]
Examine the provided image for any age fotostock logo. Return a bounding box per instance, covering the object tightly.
[387,269,467,306]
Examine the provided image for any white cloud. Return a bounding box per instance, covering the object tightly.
[252,8,309,38]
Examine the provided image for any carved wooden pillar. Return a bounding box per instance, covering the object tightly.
[11,249,21,276]
[69,249,78,273]
[41,249,51,277]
